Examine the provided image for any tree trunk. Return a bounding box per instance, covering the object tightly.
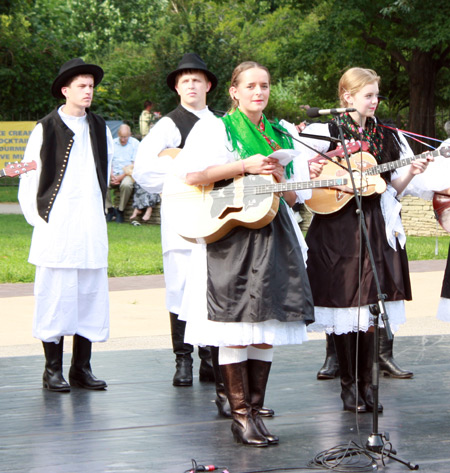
[407,50,439,154]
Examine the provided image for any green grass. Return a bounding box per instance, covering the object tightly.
[0,215,163,283]
[405,235,450,260]
[0,214,448,284]
[107,221,163,277]
[0,184,19,203]
[0,215,34,282]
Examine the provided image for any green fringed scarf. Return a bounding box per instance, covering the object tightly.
[221,108,294,178]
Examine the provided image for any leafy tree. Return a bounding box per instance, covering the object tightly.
[0,0,84,119]
[2,0,450,147]
[291,0,450,151]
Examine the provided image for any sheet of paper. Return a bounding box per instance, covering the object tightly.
[268,149,301,166]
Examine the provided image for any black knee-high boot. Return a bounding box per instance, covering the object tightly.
[317,333,340,380]
[68,335,107,390]
[358,331,383,413]
[332,333,367,413]
[211,346,231,418]
[170,312,193,386]
[198,345,215,382]
[42,337,70,392]
[247,359,279,445]
[220,361,268,447]
[379,328,413,378]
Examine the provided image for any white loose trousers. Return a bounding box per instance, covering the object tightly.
[33,267,109,343]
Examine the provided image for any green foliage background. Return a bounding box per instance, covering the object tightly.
[1,0,450,141]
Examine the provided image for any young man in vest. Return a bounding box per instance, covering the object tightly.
[133,53,234,415]
[19,58,114,392]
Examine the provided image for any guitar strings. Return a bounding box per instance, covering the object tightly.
[165,176,352,201]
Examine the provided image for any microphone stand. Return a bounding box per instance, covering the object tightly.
[333,114,418,470]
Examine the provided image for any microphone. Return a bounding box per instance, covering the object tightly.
[306,107,357,118]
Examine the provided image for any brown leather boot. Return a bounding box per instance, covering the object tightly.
[220,361,268,447]
[248,359,279,444]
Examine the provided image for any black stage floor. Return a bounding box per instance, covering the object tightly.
[1,335,449,473]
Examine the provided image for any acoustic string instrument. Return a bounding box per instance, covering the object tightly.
[160,142,371,243]
[433,192,450,233]
[305,146,450,215]
[0,161,37,178]
[162,173,348,244]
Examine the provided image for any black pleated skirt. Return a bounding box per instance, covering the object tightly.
[206,203,315,325]
[305,195,412,308]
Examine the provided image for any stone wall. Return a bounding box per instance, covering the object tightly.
[399,195,445,237]
[297,195,447,237]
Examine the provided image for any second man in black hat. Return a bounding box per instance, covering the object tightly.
[132,52,233,414]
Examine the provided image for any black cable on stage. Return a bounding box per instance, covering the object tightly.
[184,449,381,473]
[185,437,401,473]
[309,441,378,471]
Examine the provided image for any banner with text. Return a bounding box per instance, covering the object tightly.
[0,122,36,170]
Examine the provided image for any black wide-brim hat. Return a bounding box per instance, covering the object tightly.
[51,58,104,100]
[166,53,218,93]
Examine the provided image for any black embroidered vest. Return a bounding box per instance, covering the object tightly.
[37,108,108,222]
[165,105,200,148]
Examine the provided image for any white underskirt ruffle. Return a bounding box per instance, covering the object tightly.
[307,300,406,335]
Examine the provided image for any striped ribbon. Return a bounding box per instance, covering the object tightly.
[380,124,443,149]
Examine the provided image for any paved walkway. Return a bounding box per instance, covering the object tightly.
[0,202,22,214]
[1,260,449,358]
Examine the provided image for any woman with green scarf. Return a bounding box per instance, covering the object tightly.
[175,61,323,447]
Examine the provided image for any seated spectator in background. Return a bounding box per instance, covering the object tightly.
[129,183,161,226]
[106,124,139,223]
[139,100,161,137]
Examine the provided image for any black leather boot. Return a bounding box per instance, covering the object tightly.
[332,333,367,413]
[68,335,107,390]
[317,333,340,379]
[379,328,413,378]
[170,312,193,386]
[211,347,231,418]
[248,359,279,445]
[42,338,70,392]
[220,361,268,447]
[358,331,383,413]
[198,346,215,382]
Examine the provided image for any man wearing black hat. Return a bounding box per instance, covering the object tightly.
[132,53,232,414]
[18,58,114,393]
